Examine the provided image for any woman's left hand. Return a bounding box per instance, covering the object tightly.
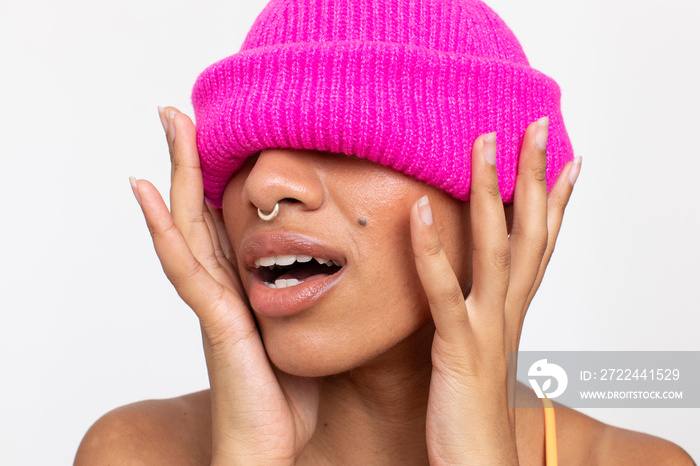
[411,118,581,464]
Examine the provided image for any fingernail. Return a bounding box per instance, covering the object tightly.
[157,106,168,135]
[569,156,582,186]
[129,176,142,206]
[535,116,549,151]
[417,195,433,226]
[483,132,497,165]
[167,109,177,143]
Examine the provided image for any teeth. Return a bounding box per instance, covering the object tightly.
[275,254,296,266]
[272,278,303,289]
[258,256,275,267]
[255,254,341,268]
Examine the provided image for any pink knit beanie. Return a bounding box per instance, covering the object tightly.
[192,0,574,209]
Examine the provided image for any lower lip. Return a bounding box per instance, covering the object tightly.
[248,269,345,318]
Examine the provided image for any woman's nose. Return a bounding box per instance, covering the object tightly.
[243,149,325,216]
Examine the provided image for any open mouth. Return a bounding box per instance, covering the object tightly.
[254,255,343,289]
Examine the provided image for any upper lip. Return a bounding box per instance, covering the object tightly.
[240,231,347,271]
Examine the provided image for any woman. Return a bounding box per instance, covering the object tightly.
[76,0,694,463]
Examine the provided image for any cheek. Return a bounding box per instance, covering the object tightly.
[353,190,425,300]
[221,172,251,247]
[350,197,433,328]
[434,201,472,293]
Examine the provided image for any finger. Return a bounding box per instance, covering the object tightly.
[468,132,510,328]
[132,177,278,426]
[201,203,226,264]
[133,178,256,334]
[205,202,247,302]
[161,107,218,265]
[202,202,245,298]
[157,106,177,182]
[159,107,240,294]
[206,202,235,263]
[504,118,550,342]
[523,156,582,311]
[410,195,473,346]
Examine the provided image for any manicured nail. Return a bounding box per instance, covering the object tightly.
[483,132,497,165]
[417,195,433,226]
[167,109,177,143]
[535,116,549,151]
[569,156,582,186]
[129,176,142,206]
[157,106,168,135]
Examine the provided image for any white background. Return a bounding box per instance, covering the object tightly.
[1,0,698,463]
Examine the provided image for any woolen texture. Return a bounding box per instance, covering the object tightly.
[192,0,574,209]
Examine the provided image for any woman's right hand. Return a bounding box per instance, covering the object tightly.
[129,106,319,465]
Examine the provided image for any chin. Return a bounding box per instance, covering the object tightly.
[268,350,356,378]
[262,335,362,377]
[258,306,433,378]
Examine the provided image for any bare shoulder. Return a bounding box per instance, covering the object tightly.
[594,421,696,465]
[514,383,695,466]
[74,390,212,466]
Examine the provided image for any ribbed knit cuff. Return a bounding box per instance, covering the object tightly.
[192,40,573,209]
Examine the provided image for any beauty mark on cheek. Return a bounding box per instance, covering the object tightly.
[358,218,367,227]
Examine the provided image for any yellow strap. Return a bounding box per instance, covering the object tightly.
[541,397,558,466]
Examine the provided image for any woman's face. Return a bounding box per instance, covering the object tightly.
[222,149,473,377]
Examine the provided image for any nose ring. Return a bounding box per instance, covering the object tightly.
[258,202,280,221]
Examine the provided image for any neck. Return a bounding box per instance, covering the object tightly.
[301,321,435,465]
